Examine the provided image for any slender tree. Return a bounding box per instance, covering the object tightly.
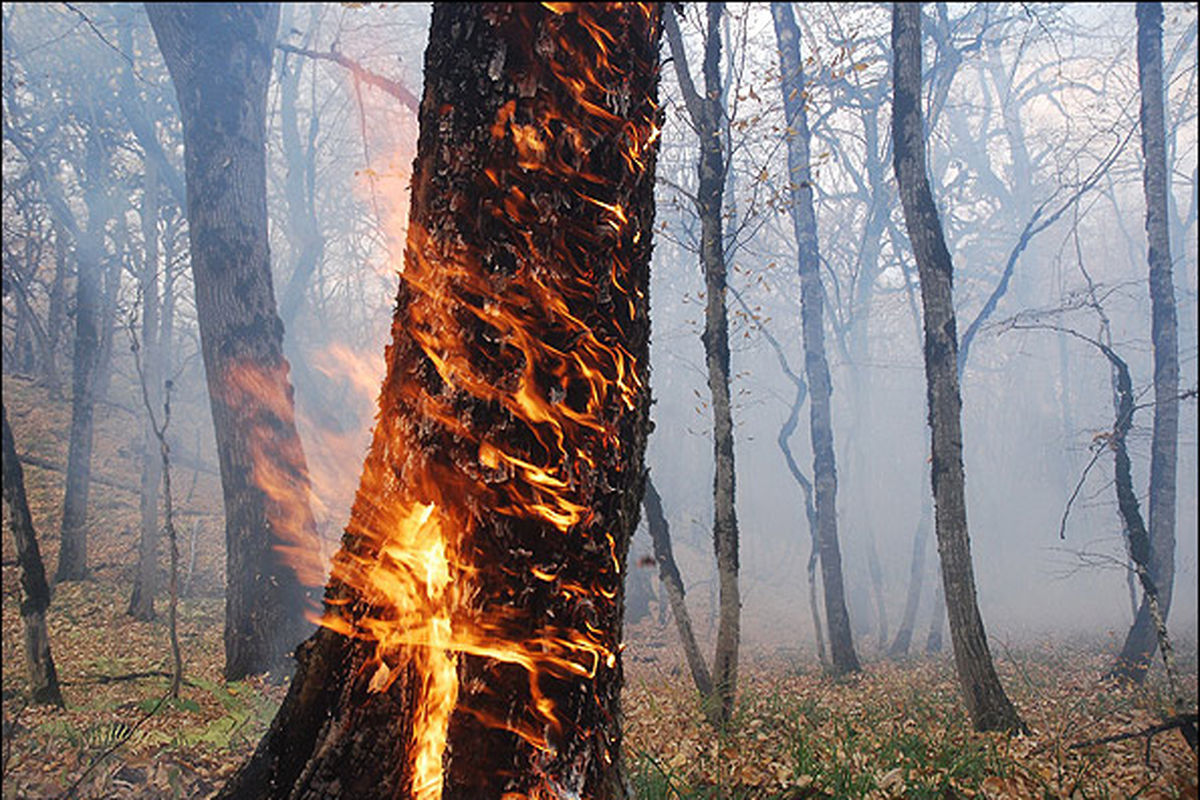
[643,473,715,705]
[146,2,317,679]
[217,5,661,798]
[128,148,163,622]
[2,402,64,707]
[663,0,742,726]
[772,0,860,675]
[891,2,1023,734]
[1114,0,1180,683]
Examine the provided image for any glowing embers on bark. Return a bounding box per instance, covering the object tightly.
[306,3,657,798]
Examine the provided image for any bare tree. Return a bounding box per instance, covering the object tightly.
[147,2,317,679]
[1113,0,1181,684]
[1,402,64,707]
[663,0,742,726]
[772,0,860,676]
[891,2,1024,734]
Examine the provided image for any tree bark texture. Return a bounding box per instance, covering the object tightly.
[147,3,319,680]
[217,5,661,798]
[2,402,64,707]
[644,473,715,707]
[1115,1,1179,682]
[892,3,1023,734]
[772,0,859,675]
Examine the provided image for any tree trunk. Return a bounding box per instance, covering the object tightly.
[276,10,325,330]
[663,3,741,724]
[925,577,945,654]
[892,3,1023,734]
[889,490,932,659]
[772,0,859,675]
[217,5,661,798]
[1085,340,1189,726]
[2,402,65,707]
[56,129,110,584]
[1114,1,1179,683]
[92,214,126,408]
[46,224,68,400]
[147,3,319,679]
[644,473,715,711]
[129,154,162,622]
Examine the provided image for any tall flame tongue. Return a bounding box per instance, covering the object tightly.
[309,4,660,798]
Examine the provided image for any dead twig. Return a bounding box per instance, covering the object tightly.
[1069,713,1198,762]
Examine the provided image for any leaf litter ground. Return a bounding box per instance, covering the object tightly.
[3,376,1197,798]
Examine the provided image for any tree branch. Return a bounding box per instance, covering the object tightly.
[276,43,418,112]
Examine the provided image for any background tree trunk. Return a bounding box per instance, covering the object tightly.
[147,2,317,680]
[56,128,110,584]
[129,154,162,622]
[217,5,661,798]
[925,578,945,654]
[772,0,860,675]
[664,2,742,726]
[1114,0,1179,683]
[892,2,1023,734]
[644,473,715,709]
[890,490,932,659]
[2,402,64,707]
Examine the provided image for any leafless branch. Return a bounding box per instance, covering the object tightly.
[276,42,418,112]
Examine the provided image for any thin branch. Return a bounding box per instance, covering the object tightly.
[276,42,418,112]
[60,2,147,83]
[662,7,704,130]
[1058,442,1108,540]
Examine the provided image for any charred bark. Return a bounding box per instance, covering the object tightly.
[1114,1,1179,683]
[772,0,859,675]
[147,3,318,679]
[218,5,661,798]
[2,402,64,707]
[892,3,1023,734]
[644,473,715,708]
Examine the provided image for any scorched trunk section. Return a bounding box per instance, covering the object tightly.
[219,4,662,799]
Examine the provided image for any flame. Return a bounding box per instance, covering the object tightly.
[245,4,661,797]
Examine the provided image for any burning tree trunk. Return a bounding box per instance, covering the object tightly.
[772,0,860,676]
[1114,0,1179,684]
[147,3,317,679]
[2,402,64,707]
[891,3,1023,734]
[663,1,741,727]
[218,5,661,799]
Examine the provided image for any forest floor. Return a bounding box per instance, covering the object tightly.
[2,374,1197,799]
